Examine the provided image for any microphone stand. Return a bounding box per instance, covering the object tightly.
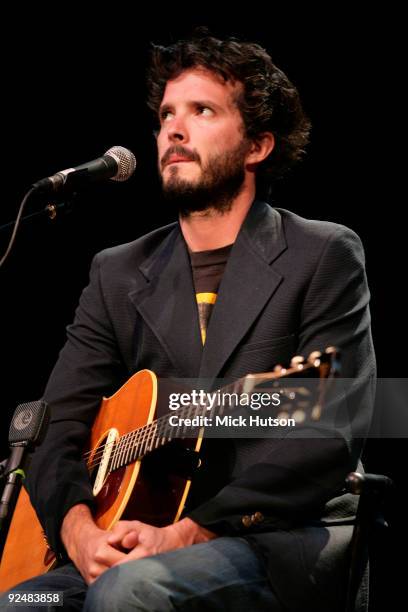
[0,190,77,269]
[0,199,75,234]
[0,449,25,524]
[0,449,26,555]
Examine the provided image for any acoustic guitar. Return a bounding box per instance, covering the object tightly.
[0,347,338,590]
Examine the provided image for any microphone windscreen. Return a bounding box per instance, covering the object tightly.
[9,400,49,447]
[105,146,137,182]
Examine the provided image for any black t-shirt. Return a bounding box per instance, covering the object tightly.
[189,244,233,344]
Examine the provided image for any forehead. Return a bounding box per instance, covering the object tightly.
[160,68,241,110]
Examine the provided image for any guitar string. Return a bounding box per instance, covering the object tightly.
[86,399,209,471]
[84,401,196,465]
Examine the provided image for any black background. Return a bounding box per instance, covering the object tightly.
[0,8,404,610]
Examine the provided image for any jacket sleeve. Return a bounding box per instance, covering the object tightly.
[25,252,127,554]
[186,226,376,535]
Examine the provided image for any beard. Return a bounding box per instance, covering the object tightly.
[159,140,250,217]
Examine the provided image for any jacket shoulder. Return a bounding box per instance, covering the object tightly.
[276,207,362,245]
[273,207,365,264]
[91,222,178,269]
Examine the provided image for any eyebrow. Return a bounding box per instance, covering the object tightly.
[159,99,224,115]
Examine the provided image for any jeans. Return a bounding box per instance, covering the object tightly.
[0,537,281,611]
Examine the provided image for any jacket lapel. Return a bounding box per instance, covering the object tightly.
[199,201,287,378]
[128,227,203,378]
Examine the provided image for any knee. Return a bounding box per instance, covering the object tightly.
[84,558,176,612]
[84,566,132,612]
[0,593,12,610]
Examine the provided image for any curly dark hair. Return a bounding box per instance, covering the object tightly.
[147,31,311,182]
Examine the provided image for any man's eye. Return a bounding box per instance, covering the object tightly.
[160,110,174,122]
[197,106,213,116]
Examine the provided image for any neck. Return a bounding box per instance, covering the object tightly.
[179,182,255,252]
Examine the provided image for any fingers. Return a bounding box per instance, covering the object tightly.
[80,534,126,584]
[68,526,131,585]
[121,531,139,549]
[94,541,127,566]
[85,561,110,585]
[107,520,142,546]
[113,546,147,565]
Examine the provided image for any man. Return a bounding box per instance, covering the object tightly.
[1,31,375,611]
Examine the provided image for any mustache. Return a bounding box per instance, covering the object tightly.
[161,145,200,168]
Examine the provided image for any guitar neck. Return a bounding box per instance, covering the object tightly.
[106,355,332,472]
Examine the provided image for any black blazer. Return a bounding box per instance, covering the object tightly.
[26,200,375,611]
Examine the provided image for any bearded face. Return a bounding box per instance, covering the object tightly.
[156,69,253,217]
[159,139,250,216]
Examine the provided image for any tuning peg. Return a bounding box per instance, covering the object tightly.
[290,355,305,369]
[311,403,322,421]
[307,351,322,366]
[292,409,306,423]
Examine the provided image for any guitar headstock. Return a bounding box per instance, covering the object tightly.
[244,346,340,383]
[242,346,340,424]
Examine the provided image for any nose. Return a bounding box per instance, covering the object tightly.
[167,115,189,144]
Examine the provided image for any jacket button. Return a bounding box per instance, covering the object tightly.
[241,515,252,527]
[252,511,264,524]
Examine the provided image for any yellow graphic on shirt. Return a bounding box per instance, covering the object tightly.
[196,292,217,345]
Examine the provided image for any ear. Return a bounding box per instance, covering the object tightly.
[246,132,275,167]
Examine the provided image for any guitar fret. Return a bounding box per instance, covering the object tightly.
[157,418,168,442]
[146,423,155,452]
[131,429,139,461]
[140,427,149,454]
[137,429,145,458]
[118,438,126,467]
[138,429,147,457]
[130,430,139,462]
[111,438,120,471]
[147,422,157,452]
[124,431,133,466]
[121,435,129,467]
[143,426,150,454]
[124,431,132,464]
[131,431,139,461]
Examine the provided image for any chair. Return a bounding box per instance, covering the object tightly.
[344,472,393,612]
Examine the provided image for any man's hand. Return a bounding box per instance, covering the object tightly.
[61,504,127,585]
[107,517,217,565]
[61,506,216,582]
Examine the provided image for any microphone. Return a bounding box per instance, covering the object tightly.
[32,146,136,193]
[0,401,49,528]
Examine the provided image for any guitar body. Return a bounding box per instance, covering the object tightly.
[0,488,54,592]
[0,370,201,591]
